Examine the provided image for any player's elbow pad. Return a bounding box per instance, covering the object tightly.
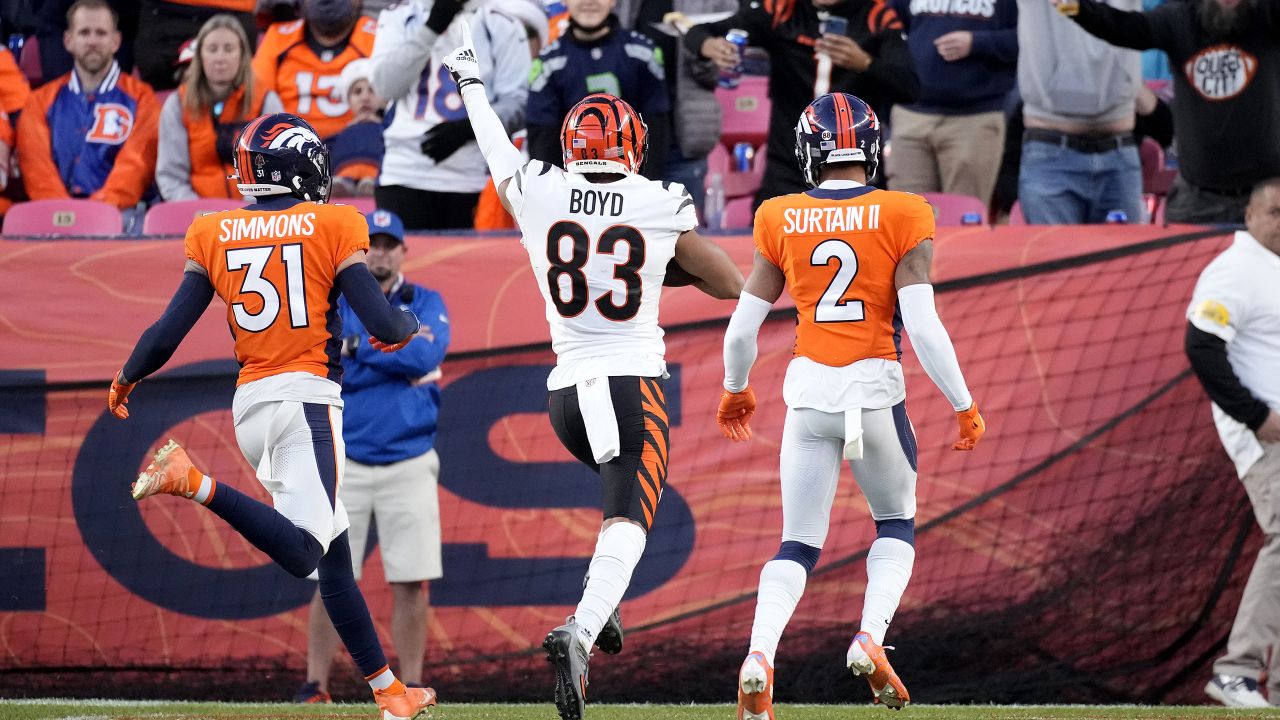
[723,292,772,392]
[898,283,972,411]
[460,84,523,184]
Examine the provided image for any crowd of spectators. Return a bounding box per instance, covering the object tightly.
[0,0,1276,228]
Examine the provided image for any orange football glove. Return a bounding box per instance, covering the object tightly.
[107,371,136,420]
[368,336,412,353]
[953,402,985,450]
[717,387,757,442]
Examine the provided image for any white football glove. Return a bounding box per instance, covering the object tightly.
[442,22,482,90]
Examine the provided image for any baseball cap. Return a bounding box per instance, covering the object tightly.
[365,209,405,245]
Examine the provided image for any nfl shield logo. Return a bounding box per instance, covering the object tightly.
[271,170,281,181]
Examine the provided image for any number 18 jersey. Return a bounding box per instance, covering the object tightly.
[505,161,698,390]
[754,185,934,368]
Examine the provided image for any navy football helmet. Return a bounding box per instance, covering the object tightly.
[232,113,331,202]
[794,93,881,187]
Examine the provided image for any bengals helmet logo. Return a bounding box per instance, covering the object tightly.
[86,104,134,145]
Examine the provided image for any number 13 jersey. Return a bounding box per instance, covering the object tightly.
[184,201,369,386]
[505,160,698,390]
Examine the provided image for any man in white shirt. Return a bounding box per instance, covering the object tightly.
[1185,176,1280,708]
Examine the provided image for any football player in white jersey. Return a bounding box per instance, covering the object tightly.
[370,0,530,229]
[444,24,744,720]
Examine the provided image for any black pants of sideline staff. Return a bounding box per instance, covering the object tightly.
[374,185,481,231]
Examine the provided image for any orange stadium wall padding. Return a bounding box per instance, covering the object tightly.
[0,225,1259,704]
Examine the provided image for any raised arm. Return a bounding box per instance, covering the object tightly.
[370,0,466,101]
[442,22,526,214]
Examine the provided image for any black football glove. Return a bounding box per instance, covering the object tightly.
[420,120,476,163]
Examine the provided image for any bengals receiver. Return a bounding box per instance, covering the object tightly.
[716,93,986,717]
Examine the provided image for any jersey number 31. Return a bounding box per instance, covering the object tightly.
[546,221,645,322]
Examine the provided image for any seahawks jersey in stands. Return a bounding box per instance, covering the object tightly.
[685,0,917,198]
[504,160,697,390]
[374,3,530,194]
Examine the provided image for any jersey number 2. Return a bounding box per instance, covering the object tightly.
[226,245,308,332]
[811,239,865,323]
[546,221,645,321]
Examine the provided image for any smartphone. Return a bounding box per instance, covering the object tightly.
[819,13,848,36]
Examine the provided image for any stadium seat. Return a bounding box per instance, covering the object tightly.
[1140,137,1177,195]
[333,197,376,214]
[1008,200,1027,225]
[716,74,770,149]
[142,199,244,235]
[922,192,987,226]
[707,142,767,201]
[17,35,40,86]
[723,197,754,229]
[3,199,123,236]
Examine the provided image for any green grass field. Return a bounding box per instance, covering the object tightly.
[3,702,1280,720]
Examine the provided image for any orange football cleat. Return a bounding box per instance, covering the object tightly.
[847,631,910,709]
[374,683,437,720]
[131,440,201,501]
[737,651,775,720]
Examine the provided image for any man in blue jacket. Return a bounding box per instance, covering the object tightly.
[296,209,452,704]
[887,0,1018,208]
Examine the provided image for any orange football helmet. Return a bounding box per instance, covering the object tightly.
[560,93,648,175]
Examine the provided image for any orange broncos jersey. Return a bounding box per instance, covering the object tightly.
[184,201,370,385]
[754,186,934,367]
[252,18,376,139]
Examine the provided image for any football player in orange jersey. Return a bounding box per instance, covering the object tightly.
[106,113,436,720]
[716,93,986,717]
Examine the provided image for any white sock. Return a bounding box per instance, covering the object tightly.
[574,522,647,653]
[859,537,915,645]
[191,473,214,505]
[366,666,396,691]
[749,559,809,666]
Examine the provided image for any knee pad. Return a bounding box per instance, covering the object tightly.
[773,540,821,574]
[874,517,915,547]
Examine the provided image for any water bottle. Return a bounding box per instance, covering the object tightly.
[961,212,983,225]
[1105,210,1128,223]
[733,142,754,173]
[718,29,748,89]
[705,173,726,229]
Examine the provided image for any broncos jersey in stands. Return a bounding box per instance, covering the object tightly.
[754,184,934,367]
[253,18,377,139]
[686,0,916,199]
[17,60,159,208]
[184,201,370,385]
[506,159,698,390]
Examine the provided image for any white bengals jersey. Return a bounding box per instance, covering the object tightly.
[373,1,530,193]
[505,160,698,390]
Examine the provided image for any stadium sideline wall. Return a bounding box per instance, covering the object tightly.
[0,225,1256,704]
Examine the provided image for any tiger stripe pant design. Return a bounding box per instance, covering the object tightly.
[548,376,671,531]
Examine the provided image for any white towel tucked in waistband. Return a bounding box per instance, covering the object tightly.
[843,408,864,460]
[578,377,620,464]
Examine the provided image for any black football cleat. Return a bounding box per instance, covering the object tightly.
[543,621,590,720]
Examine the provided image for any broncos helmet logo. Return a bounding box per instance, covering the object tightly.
[233,113,332,201]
